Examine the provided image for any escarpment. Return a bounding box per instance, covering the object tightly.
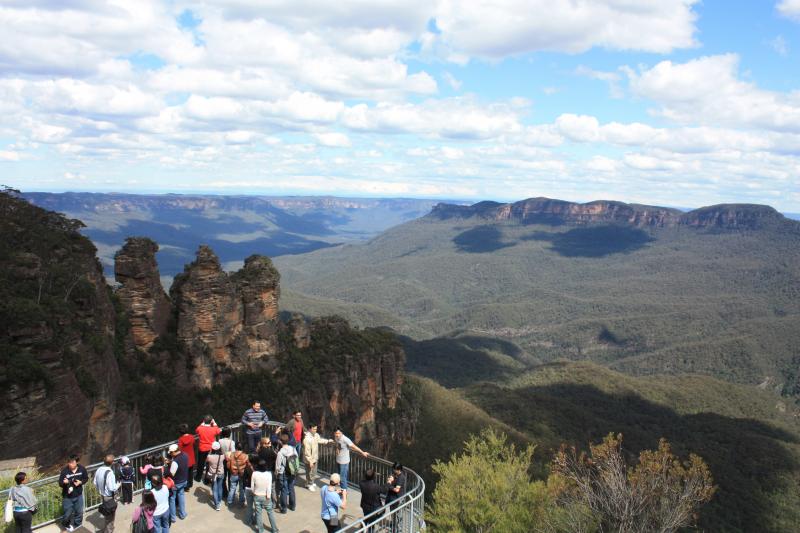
[430,197,797,230]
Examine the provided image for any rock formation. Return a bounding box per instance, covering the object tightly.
[114,237,171,352]
[430,197,795,230]
[0,190,140,467]
[169,247,281,388]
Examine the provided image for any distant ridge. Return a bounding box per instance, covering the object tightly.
[429,197,793,230]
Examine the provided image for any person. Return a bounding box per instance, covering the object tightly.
[257,437,278,505]
[177,424,196,491]
[227,441,249,507]
[385,463,407,533]
[94,454,119,533]
[140,454,156,490]
[119,456,135,504]
[275,433,298,513]
[131,491,156,533]
[242,400,269,452]
[358,469,385,523]
[150,474,171,533]
[302,423,331,491]
[167,444,189,521]
[194,415,220,482]
[251,459,280,533]
[333,428,369,492]
[8,471,37,533]
[269,425,282,449]
[204,441,226,510]
[285,410,304,456]
[218,427,235,498]
[146,455,166,491]
[320,473,346,533]
[59,454,88,532]
[242,453,258,526]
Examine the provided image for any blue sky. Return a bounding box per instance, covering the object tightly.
[1,0,799,210]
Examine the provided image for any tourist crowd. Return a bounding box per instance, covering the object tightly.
[6,401,407,533]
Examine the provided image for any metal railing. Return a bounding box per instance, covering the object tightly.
[0,421,425,532]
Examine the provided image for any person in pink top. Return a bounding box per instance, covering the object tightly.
[131,491,156,532]
[194,415,220,482]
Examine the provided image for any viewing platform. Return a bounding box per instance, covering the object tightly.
[2,423,425,533]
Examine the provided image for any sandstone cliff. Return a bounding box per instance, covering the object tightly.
[114,237,171,352]
[0,190,140,467]
[168,247,281,388]
[430,197,796,230]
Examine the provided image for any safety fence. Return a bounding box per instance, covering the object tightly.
[0,422,425,532]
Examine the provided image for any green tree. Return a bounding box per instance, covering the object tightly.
[428,428,554,533]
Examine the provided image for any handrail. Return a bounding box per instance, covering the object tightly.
[0,421,425,532]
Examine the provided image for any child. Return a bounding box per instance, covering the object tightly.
[119,456,135,504]
[140,454,155,490]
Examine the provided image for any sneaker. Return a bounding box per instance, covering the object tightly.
[66,527,75,532]
[215,505,221,511]
[308,485,316,492]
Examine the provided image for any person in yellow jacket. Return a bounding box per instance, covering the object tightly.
[302,423,332,491]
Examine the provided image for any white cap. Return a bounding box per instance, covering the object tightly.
[168,444,179,454]
[330,473,341,485]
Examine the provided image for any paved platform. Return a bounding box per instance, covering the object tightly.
[40,475,363,533]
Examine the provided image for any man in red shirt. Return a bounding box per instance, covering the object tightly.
[177,423,196,490]
[285,410,304,456]
[194,415,220,482]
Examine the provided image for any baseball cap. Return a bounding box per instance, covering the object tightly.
[168,444,179,454]
[330,473,341,485]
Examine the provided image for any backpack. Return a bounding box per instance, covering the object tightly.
[131,510,149,533]
[286,452,300,476]
[229,451,247,476]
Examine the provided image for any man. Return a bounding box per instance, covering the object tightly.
[385,463,407,533]
[227,441,249,507]
[333,427,369,492]
[358,468,385,528]
[285,410,304,456]
[242,400,269,452]
[194,415,220,482]
[94,454,119,533]
[167,444,189,521]
[275,433,298,513]
[177,423,196,491]
[59,454,88,532]
[151,474,171,533]
[302,423,331,491]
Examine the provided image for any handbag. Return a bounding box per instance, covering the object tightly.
[4,489,13,523]
[97,471,118,517]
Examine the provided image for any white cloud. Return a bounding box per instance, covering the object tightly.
[626,54,800,132]
[313,132,351,147]
[777,0,800,21]
[0,150,22,161]
[442,72,462,91]
[769,35,789,56]
[430,0,699,60]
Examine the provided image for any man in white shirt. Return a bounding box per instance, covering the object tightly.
[93,454,119,533]
[333,428,369,492]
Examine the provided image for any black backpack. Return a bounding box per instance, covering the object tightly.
[131,510,148,533]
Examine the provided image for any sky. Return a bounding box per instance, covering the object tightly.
[1,0,799,210]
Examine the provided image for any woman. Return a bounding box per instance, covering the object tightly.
[250,459,279,533]
[257,437,278,504]
[320,473,346,533]
[150,474,171,533]
[131,490,157,533]
[204,441,225,510]
[9,471,37,533]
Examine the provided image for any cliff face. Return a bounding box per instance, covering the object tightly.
[281,316,413,455]
[114,237,171,352]
[168,247,281,388]
[430,197,794,230]
[0,190,140,467]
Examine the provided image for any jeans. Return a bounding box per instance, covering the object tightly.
[62,494,84,527]
[337,462,350,491]
[195,451,209,481]
[278,474,295,512]
[246,432,261,452]
[153,512,170,533]
[253,495,279,533]
[227,474,245,505]
[13,510,32,533]
[246,490,255,525]
[212,476,224,508]
[170,481,187,520]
